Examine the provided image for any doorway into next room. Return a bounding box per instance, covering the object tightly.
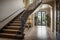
[34,11,49,40]
[35,11,46,26]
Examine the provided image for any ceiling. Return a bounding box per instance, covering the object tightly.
[42,0,55,3]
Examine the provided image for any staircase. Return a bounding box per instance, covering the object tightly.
[0,1,42,39]
[0,12,25,39]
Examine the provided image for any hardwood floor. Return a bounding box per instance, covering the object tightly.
[0,26,55,40]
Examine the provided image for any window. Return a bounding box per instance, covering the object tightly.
[29,0,33,4]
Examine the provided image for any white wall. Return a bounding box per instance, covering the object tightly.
[0,0,24,21]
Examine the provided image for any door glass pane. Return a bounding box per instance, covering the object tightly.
[42,12,46,26]
[38,12,41,25]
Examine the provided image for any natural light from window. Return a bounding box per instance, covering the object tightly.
[29,0,33,4]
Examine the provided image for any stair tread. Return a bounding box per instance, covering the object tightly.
[3,29,19,31]
[9,23,21,26]
[7,26,21,28]
[2,29,22,34]
[0,33,22,37]
[5,26,21,30]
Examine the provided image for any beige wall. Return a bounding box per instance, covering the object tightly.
[54,1,56,38]
[46,1,56,33]
[26,14,33,27]
[43,1,56,38]
[0,0,24,22]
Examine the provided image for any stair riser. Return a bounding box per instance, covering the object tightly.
[9,25,21,26]
[13,19,21,21]
[11,21,21,23]
[14,18,20,20]
[9,24,21,26]
[9,23,21,25]
[0,35,23,39]
[7,27,19,30]
[3,31,18,34]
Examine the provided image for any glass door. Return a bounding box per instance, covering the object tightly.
[42,12,46,26]
[37,11,46,26]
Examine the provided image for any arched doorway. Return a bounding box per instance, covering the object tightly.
[32,4,54,40]
[32,4,53,32]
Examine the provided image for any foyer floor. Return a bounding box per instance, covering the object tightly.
[24,26,55,40]
[0,26,55,40]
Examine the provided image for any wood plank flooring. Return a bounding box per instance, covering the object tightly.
[0,26,55,40]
